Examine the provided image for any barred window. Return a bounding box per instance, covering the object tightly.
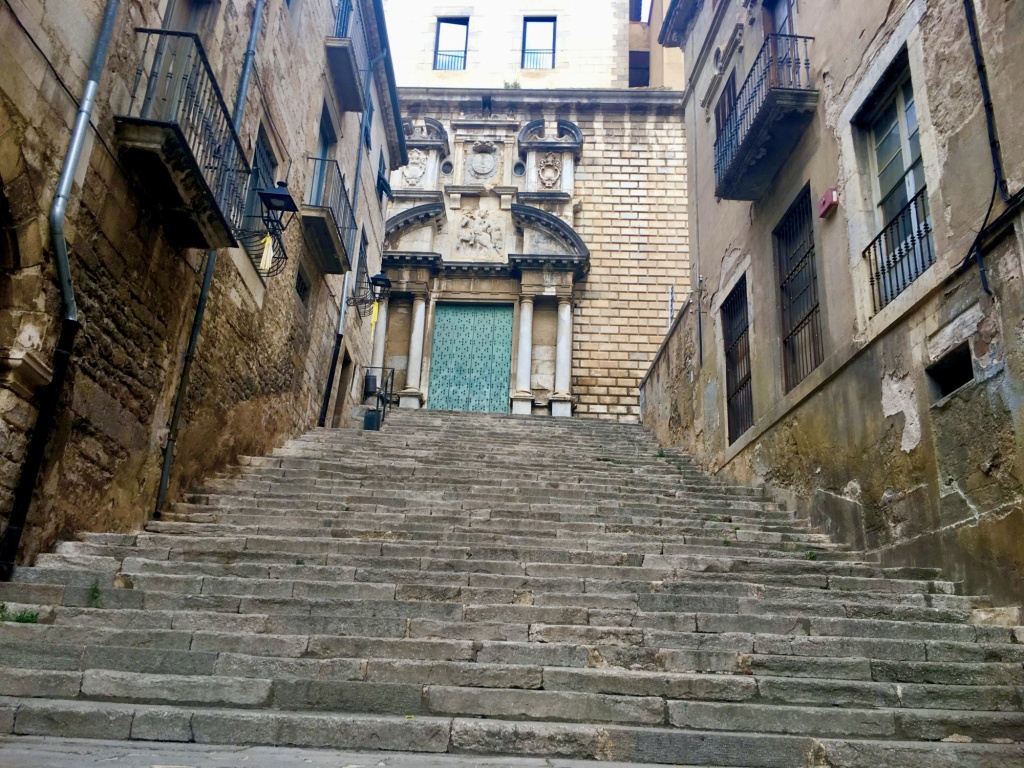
[774,187,823,392]
[722,276,754,444]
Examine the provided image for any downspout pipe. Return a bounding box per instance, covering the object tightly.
[153,0,266,519]
[0,0,121,580]
[317,46,388,423]
[963,0,1010,203]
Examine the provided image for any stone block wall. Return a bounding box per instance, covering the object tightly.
[0,0,402,561]
[572,106,688,420]
[383,0,630,90]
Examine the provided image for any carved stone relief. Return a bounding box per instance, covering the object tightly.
[538,152,562,189]
[403,149,427,188]
[456,208,504,258]
[464,141,501,183]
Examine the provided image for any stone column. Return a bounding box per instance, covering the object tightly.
[552,297,573,418]
[511,295,534,416]
[370,298,388,373]
[399,293,427,409]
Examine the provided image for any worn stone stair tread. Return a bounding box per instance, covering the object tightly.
[4,410,1021,760]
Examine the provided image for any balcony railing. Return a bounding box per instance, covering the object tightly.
[307,157,354,234]
[434,50,467,70]
[326,0,369,111]
[863,186,935,313]
[714,34,817,200]
[522,49,555,69]
[119,28,250,247]
[301,157,354,274]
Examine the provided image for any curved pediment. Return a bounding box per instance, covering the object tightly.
[511,203,589,258]
[385,202,446,242]
[517,119,585,158]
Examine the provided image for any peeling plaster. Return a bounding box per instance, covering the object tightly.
[881,370,921,453]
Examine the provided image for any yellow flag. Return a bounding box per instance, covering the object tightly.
[370,300,379,335]
[259,234,274,272]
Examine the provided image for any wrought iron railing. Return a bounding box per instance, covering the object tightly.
[434,50,467,70]
[125,28,250,233]
[522,49,555,69]
[334,0,369,75]
[362,366,395,430]
[863,186,935,313]
[714,34,814,189]
[306,157,354,235]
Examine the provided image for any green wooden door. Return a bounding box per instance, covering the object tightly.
[428,304,514,413]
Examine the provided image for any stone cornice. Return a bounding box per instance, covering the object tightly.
[382,251,443,270]
[509,253,589,278]
[399,88,685,114]
[0,347,53,401]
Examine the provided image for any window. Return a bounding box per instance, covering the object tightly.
[522,17,556,69]
[377,151,393,206]
[714,72,737,137]
[774,188,823,392]
[295,265,311,305]
[309,104,337,207]
[363,101,374,149]
[434,18,468,70]
[766,0,794,34]
[243,125,277,234]
[860,62,934,312]
[629,51,650,88]
[926,343,974,401]
[722,276,754,444]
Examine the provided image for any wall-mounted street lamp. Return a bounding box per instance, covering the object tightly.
[368,271,392,301]
[255,181,298,273]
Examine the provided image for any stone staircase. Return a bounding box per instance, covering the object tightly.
[0,409,1022,766]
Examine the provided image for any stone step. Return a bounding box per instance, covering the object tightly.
[4,697,1023,766]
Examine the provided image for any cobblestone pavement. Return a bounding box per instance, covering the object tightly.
[0,737,680,768]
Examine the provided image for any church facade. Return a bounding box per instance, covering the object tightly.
[375,2,689,421]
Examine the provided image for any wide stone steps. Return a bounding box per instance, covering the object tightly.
[1,410,1021,764]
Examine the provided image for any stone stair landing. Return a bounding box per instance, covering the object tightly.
[0,409,1022,767]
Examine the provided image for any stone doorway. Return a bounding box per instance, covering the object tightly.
[427,303,513,413]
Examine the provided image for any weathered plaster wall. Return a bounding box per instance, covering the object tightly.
[0,0,399,561]
[642,0,1024,605]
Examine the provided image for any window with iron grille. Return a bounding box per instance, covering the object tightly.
[722,276,754,444]
[363,101,374,149]
[377,151,393,207]
[295,265,311,306]
[522,17,556,69]
[774,187,823,392]
[859,60,933,313]
[243,126,277,233]
[434,18,468,70]
[714,72,737,137]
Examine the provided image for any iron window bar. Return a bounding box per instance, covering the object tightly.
[714,33,814,190]
[434,50,467,70]
[722,276,754,445]
[306,157,355,234]
[522,49,555,69]
[333,0,369,75]
[127,28,251,234]
[774,189,823,392]
[863,185,935,313]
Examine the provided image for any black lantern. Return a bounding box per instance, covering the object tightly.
[368,271,392,301]
[257,181,298,235]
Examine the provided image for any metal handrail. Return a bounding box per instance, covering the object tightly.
[363,365,395,429]
[862,185,934,313]
[306,156,355,234]
[126,28,251,232]
[522,49,555,69]
[434,50,466,70]
[714,33,814,188]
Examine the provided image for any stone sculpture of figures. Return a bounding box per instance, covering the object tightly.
[457,209,503,255]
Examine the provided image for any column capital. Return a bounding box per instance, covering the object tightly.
[518,293,535,304]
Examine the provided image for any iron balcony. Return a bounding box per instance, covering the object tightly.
[326,0,369,112]
[301,157,355,275]
[714,34,819,201]
[115,28,250,249]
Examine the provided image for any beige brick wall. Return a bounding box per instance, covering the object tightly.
[383,0,630,90]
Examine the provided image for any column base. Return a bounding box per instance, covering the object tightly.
[511,393,533,416]
[551,395,572,418]
[398,390,424,410]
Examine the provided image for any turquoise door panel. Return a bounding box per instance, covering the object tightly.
[428,304,513,413]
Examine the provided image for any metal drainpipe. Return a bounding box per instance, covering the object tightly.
[963,0,1010,204]
[153,0,266,519]
[0,0,122,580]
[317,46,387,423]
